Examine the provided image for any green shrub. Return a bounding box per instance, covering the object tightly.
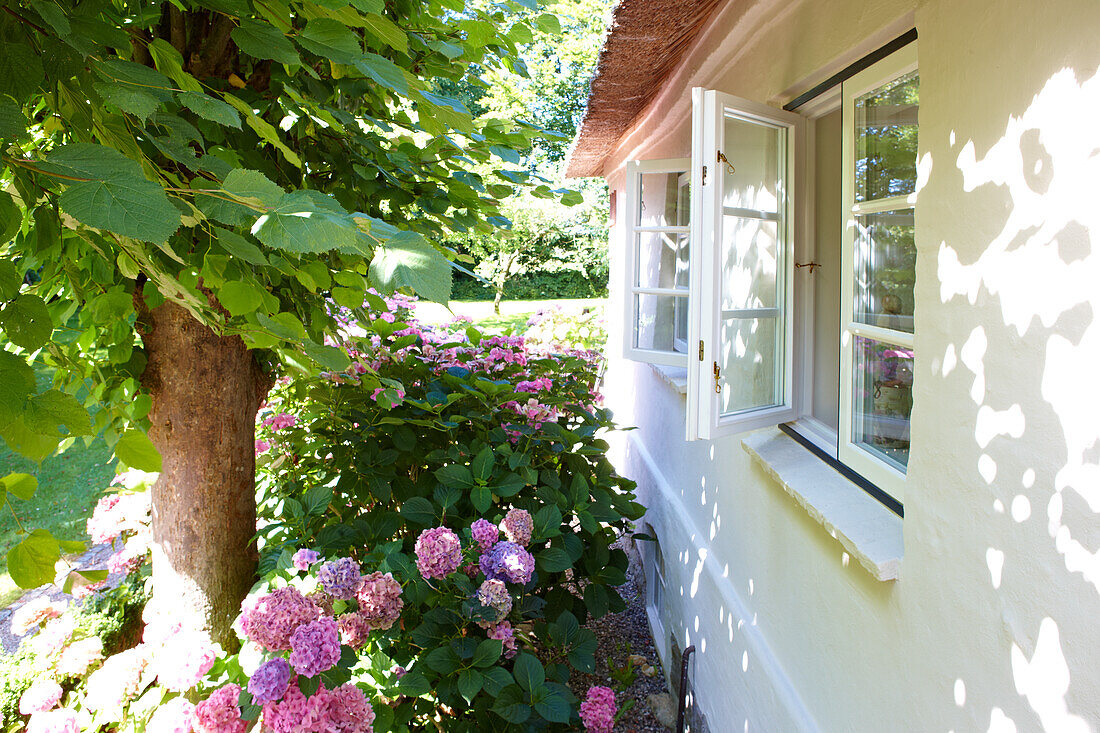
[249,292,643,729]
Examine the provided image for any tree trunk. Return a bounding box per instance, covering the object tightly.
[138,299,269,648]
[493,283,504,315]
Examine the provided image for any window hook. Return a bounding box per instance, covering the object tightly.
[716,150,735,174]
[796,261,822,274]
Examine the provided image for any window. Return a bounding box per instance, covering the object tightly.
[618,41,918,504]
[623,159,691,366]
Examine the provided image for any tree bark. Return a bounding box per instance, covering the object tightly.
[138,299,269,648]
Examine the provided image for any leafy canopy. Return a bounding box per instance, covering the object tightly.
[0,0,563,586]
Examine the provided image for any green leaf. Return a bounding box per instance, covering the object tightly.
[213,228,268,265]
[434,464,474,489]
[583,582,610,618]
[536,547,572,573]
[232,20,301,65]
[513,652,544,692]
[29,1,70,36]
[298,19,362,64]
[423,646,461,674]
[567,631,598,673]
[398,496,435,525]
[354,54,410,96]
[0,417,58,463]
[0,193,21,245]
[535,13,562,34]
[45,144,180,244]
[0,43,44,100]
[369,232,452,303]
[303,485,333,516]
[397,671,431,697]
[535,683,571,723]
[471,446,494,482]
[362,13,408,53]
[179,92,241,128]
[471,485,492,514]
[148,39,201,92]
[7,529,59,589]
[252,191,361,254]
[301,341,352,371]
[0,260,19,301]
[482,666,513,697]
[457,669,483,702]
[1,473,38,501]
[222,168,285,210]
[0,95,27,142]
[255,311,306,341]
[115,429,162,472]
[472,638,503,668]
[0,294,53,349]
[94,81,162,119]
[533,504,562,540]
[218,280,264,316]
[24,390,92,436]
[559,190,584,207]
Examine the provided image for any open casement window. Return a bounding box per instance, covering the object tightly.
[686,89,802,440]
[623,159,692,366]
[838,44,918,501]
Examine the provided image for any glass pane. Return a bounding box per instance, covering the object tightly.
[718,316,781,415]
[635,231,689,289]
[721,217,777,311]
[853,208,915,332]
[854,70,919,202]
[722,115,780,213]
[852,336,913,470]
[634,293,688,352]
[638,171,690,227]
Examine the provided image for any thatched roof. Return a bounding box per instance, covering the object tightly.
[565,0,724,178]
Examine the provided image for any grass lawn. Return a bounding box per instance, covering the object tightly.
[415,297,607,333]
[0,366,115,607]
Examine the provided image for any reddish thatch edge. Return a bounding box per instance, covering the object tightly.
[564,0,724,178]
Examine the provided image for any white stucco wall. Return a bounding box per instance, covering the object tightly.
[597,0,1100,729]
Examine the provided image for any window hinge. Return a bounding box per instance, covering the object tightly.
[701,165,707,186]
[698,340,704,361]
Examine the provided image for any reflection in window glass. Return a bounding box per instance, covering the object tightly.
[852,336,913,470]
[719,316,780,415]
[721,217,778,311]
[635,232,689,289]
[854,209,915,332]
[634,293,689,352]
[638,172,689,227]
[855,71,919,202]
[722,116,779,212]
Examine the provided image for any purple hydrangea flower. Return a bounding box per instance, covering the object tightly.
[480,541,535,585]
[318,557,362,600]
[500,508,533,546]
[247,658,292,703]
[292,548,320,572]
[414,527,462,580]
[470,519,499,553]
[289,616,341,678]
[475,579,512,626]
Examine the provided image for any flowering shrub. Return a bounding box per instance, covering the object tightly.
[251,293,642,728]
[523,304,607,352]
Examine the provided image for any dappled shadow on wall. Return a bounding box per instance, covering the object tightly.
[933,62,1100,731]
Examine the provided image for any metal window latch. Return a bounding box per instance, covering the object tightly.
[717,150,735,174]
[698,340,704,361]
[796,261,822,274]
[701,164,707,186]
[713,361,721,393]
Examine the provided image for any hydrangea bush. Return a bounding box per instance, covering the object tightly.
[251,293,643,728]
[522,305,607,353]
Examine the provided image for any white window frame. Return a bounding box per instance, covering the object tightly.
[623,158,692,367]
[837,43,918,502]
[686,88,803,441]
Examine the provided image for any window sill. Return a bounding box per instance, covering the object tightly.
[648,363,688,394]
[741,427,903,581]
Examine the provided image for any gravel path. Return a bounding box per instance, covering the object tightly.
[574,536,675,732]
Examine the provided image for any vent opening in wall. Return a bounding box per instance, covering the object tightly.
[638,524,669,666]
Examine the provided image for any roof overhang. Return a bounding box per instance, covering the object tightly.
[564,0,724,178]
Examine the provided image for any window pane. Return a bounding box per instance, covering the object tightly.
[638,171,690,227]
[852,336,913,470]
[853,208,915,332]
[719,316,781,415]
[722,115,780,213]
[636,231,689,289]
[634,293,688,352]
[854,70,919,202]
[722,217,777,311]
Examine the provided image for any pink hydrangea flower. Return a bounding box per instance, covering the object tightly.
[106,529,151,575]
[356,571,403,631]
[264,682,376,733]
[292,548,320,571]
[193,684,246,733]
[579,686,617,733]
[55,636,104,677]
[84,645,148,713]
[261,680,314,733]
[263,412,298,431]
[26,708,79,733]
[255,439,271,455]
[238,586,320,651]
[19,679,63,714]
[475,579,512,626]
[500,508,533,546]
[146,696,196,733]
[289,616,341,677]
[338,612,372,649]
[155,629,217,692]
[27,615,77,658]
[11,598,66,637]
[86,491,150,545]
[486,621,518,658]
[414,527,462,580]
[325,683,376,732]
[470,518,499,553]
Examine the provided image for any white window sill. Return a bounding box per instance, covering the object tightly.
[649,363,688,394]
[741,427,903,581]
